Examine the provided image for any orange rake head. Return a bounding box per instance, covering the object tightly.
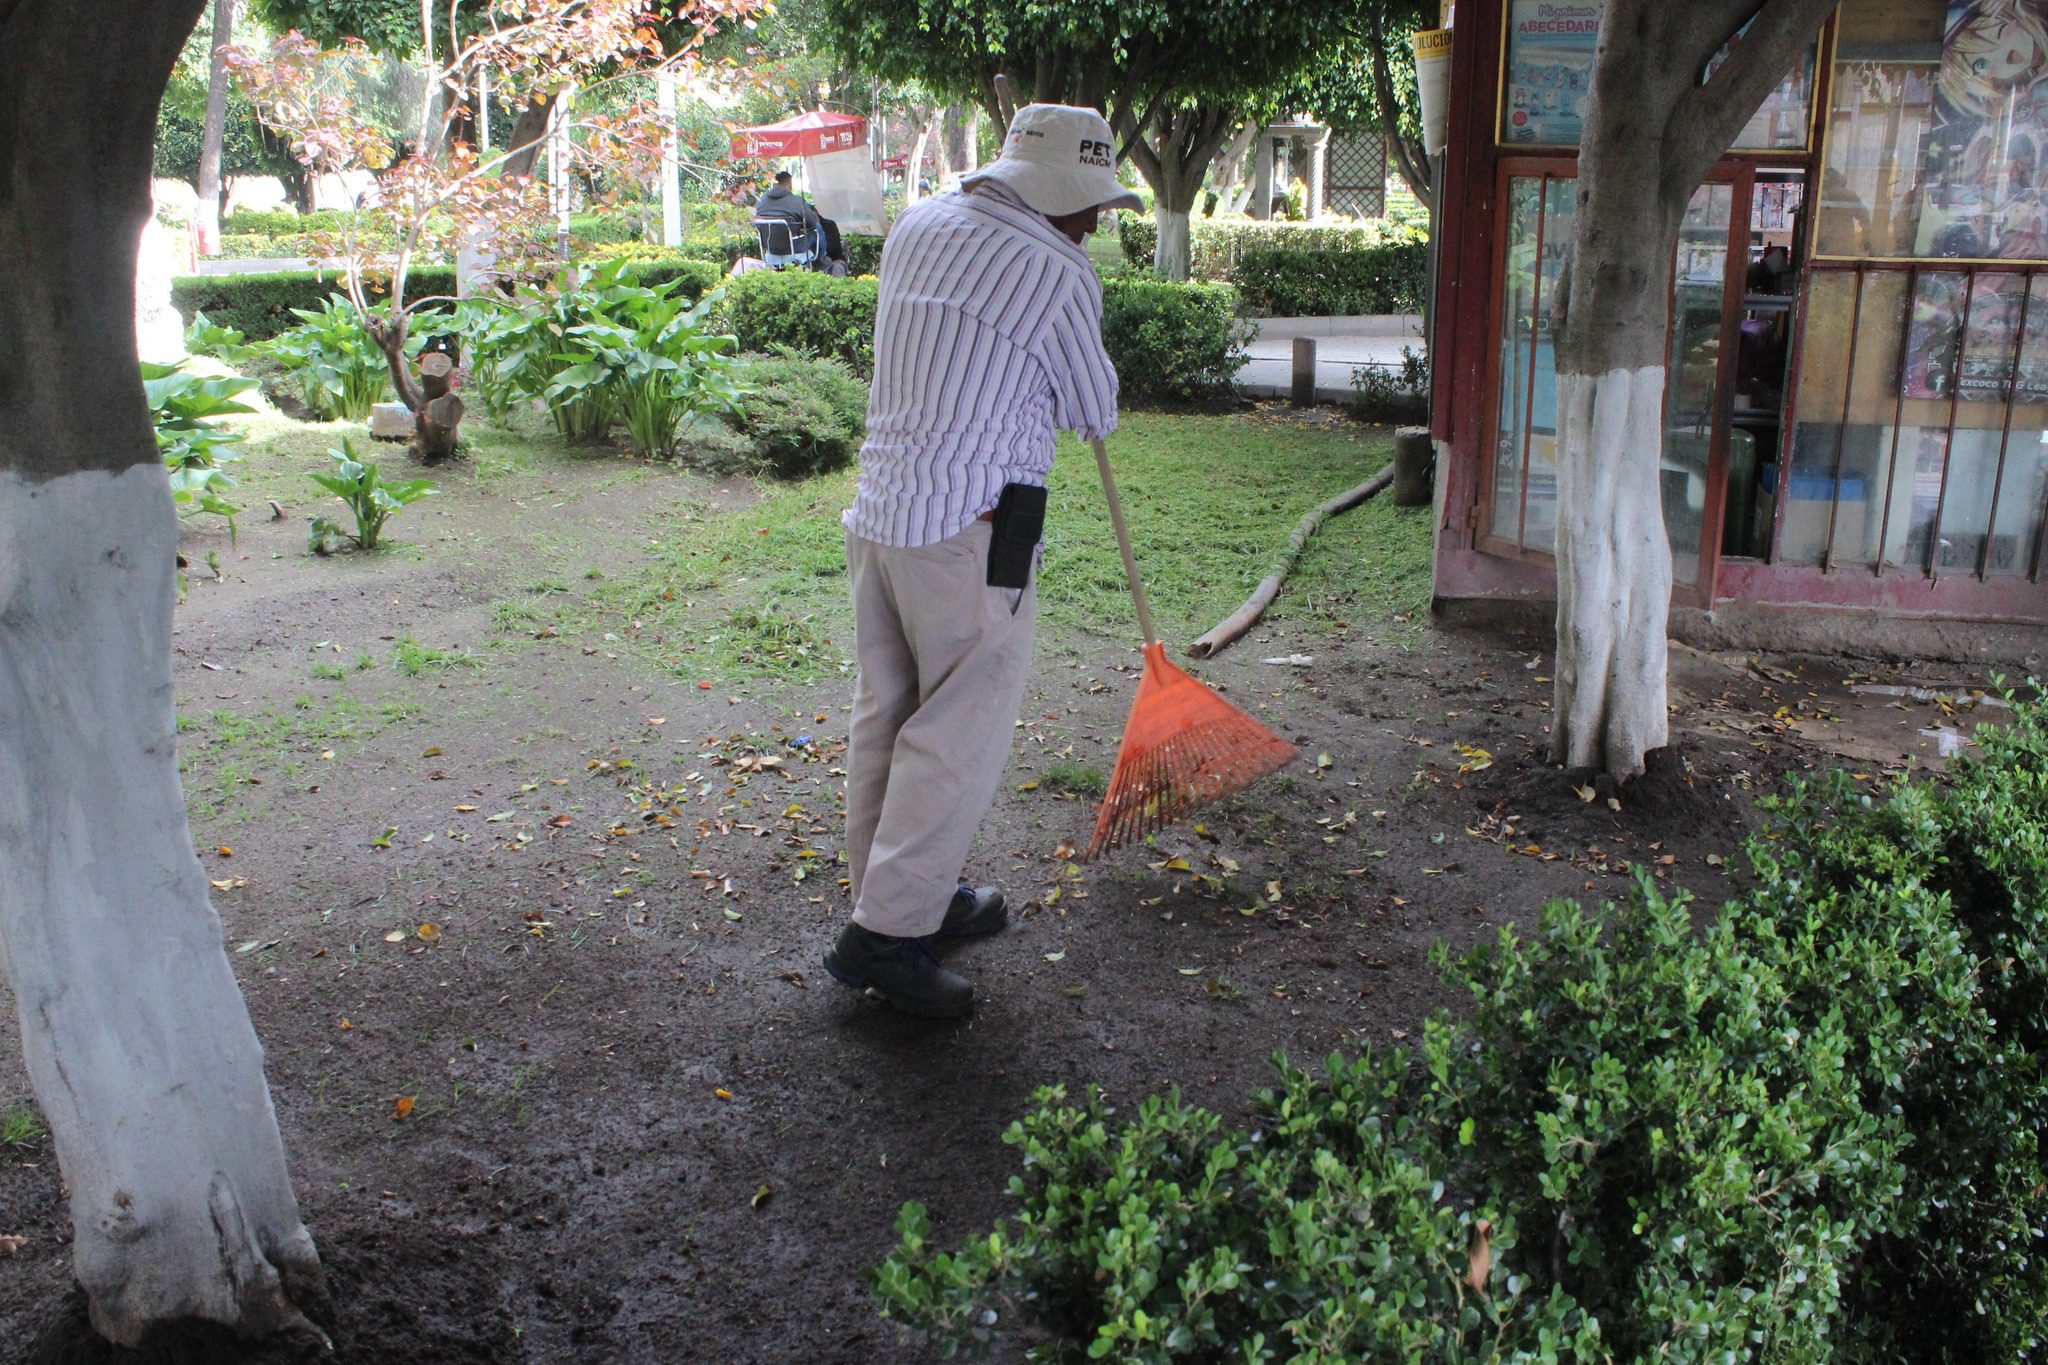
[1086,642,1298,859]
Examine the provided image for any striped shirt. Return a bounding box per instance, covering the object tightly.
[843,183,1120,547]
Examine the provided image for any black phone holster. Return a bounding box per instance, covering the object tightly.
[985,482,1047,589]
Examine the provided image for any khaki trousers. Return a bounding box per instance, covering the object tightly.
[844,522,1037,937]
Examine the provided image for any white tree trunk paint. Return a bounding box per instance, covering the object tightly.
[0,466,321,1347]
[1551,366,1671,778]
[1154,207,1192,282]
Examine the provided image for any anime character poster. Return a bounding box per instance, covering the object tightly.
[1503,1,1601,144]
[1917,0,2048,259]
[1902,271,2048,401]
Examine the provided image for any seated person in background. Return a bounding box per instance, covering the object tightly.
[754,170,846,272]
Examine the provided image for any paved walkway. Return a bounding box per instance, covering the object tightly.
[1235,314,1425,405]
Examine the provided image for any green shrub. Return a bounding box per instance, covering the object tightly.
[1118,217,1429,316]
[873,1059,1605,1362]
[546,282,742,460]
[1234,245,1428,317]
[718,270,880,374]
[222,207,355,236]
[171,267,460,342]
[1100,276,1246,404]
[308,439,434,552]
[568,210,645,245]
[721,351,868,479]
[262,295,397,421]
[844,233,885,276]
[875,691,2048,1362]
[143,360,256,532]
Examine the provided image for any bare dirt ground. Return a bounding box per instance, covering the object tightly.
[0,425,2024,1364]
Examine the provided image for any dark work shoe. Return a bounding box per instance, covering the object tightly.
[824,923,975,1018]
[936,884,1007,943]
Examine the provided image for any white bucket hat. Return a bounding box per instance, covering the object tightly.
[961,104,1144,216]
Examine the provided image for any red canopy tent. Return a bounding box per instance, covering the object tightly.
[731,110,868,159]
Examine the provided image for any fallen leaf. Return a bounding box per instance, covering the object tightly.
[1316,752,1333,771]
[1177,967,1202,976]
[416,922,442,943]
[1466,1218,1493,1291]
[714,1087,734,1101]
[548,814,573,828]
[393,1095,416,1120]
[0,1235,27,1255]
[1052,840,1077,861]
[454,804,477,813]
[751,1183,773,1208]
[1016,779,1039,791]
[485,811,515,823]
[722,907,743,921]
[1573,784,1596,803]
[216,845,233,858]
[421,746,443,757]
[209,877,249,891]
[384,929,407,943]
[1043,950,1066,963]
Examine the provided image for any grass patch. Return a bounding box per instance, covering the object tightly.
[392,634,484,676]
[1039,761,1108,798]
[577,411,1423,677]
[181,694,424,819]
[2,1103,46,1150]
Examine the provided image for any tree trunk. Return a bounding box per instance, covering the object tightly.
[500,90,558,179]
[1212,121,1257,215]
[1121,104,1235,282]
[193,0,234,256]
[932,105,954,191]
[1551,0,1837,779]
[413,351,463,462]
[903,109,934,203]
[0,0,325,1347]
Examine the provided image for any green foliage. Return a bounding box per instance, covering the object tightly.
[721,351,869,479]
[391,634,481,675]
[456,258,741,449]
[548,281,744,460]
[1,1103,46,1151]
[1352,345,1430,423]
[263,295,398,421]
[718,270,881,374]
[223,208,359,236]
[1235,246,1429,317]
[844,233,885,276]
[872,1061,1605,1362]
[183,311,257,366]
[1099,276,1247,403]
[877,689,2048,1362]
[143,360,257,532]
[171,268,460,342]
[308,440,435,552]
[1120,217,1429,316]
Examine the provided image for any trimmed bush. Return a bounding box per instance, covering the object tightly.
[873,691,2048,1362]
[1234,245,1428,317]
[222,207,355,236]
[844,233,885,276]
[720,351,869,479]
[1099,275,1246,404]
[1119,217,1429,316]
[717,270,880,375]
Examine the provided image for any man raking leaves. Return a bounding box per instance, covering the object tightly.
[824,105,1141,1018]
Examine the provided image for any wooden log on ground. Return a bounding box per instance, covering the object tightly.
[1186,463,1395,659]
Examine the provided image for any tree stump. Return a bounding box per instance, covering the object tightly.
[1393,426,1434,507]
[412,351,464,464]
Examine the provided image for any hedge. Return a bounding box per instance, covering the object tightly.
[714,269,1243,404]
[171,259,723,342]
[1098,276,1246,402]
[716,270,881,375]
[1119,216,1429,316]
[875,688,2048,1362]
[1233,245,1429,317]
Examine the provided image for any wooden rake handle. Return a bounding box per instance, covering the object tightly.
[1091,436,1158,648]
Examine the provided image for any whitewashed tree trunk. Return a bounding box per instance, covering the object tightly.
[1551,0,1838,779]
[0,471,325,1347]
[1,0,325,1344]
[1551,369,1672,772]
[903,110,934,204]
[1154,206,1192,280]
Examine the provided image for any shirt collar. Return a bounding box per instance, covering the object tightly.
[959,182,1093,268]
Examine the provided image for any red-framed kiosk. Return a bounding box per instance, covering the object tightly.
[1428,0,2048,646]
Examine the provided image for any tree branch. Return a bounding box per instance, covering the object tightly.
[1369,7,1431,197]
[1659,0,1835,208]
